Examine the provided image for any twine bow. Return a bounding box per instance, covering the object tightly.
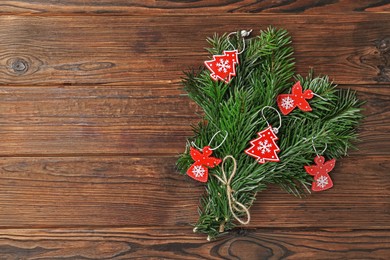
[214,155,250,226]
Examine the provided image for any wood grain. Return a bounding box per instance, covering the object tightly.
[0,227,388,259]
[0,4,389,258]
[0,155,388,228]
[0,85,388,156]
[0,14,389,85]
[0,0,388,15]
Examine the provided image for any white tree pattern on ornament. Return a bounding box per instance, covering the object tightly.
[216,59,231,73]
[281,96,294,109]
[316,175,329,189]
[192,165,206,178]
[257,140,272,154]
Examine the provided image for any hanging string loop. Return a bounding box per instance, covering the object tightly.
[261,106,282,134]
[191,130,228,151]
[227,29,252,54]
[311,137,327,157]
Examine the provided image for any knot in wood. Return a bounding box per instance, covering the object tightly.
[11,58,29,74]
[376,37,390,53]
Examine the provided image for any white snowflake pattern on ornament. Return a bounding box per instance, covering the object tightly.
[316,175,329,189]
[281,96,294,109]
[216,58,231,73]
[192,165,206,178]
[257,140,272,154]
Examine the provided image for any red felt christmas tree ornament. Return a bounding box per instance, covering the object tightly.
[204,30,252,84]
[204,50,239,83]
[245,106,282,164]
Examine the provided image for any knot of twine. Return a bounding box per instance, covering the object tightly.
[214,155,250,226]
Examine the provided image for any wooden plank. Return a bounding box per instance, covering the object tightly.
[0,85,388,156]
[0,227,388,259]
[0,85,195,156]
[0,14,389,85]
[0,155,388,228]
[0,1,388,15]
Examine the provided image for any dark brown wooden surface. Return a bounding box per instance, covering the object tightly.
[0,0,389,14]
[0,228,388,259]
[0,155,388,229]
[0,85,387,156]
[0,1,389,259]
[0,15,389,85]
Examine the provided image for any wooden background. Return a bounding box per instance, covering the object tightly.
[0,1,389,259]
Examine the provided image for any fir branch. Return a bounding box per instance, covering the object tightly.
[177,27,363,239]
